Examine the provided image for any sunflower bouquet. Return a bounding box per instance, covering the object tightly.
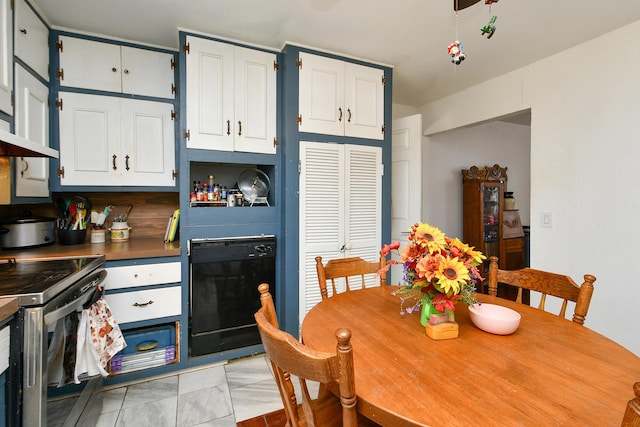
[380,222,486,315]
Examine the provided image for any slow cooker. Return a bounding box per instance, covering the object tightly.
[0,215,56,249]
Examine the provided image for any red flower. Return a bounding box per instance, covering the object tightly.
[381,241,401,256]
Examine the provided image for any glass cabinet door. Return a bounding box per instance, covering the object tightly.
[481,183,500,259]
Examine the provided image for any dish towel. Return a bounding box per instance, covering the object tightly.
[47,312,79,387]
[75,297,126,383]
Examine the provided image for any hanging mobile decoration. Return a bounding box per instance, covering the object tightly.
[481,0,498,39]
[447,41,466,65]
[448,0,466,65]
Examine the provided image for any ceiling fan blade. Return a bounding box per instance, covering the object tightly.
[453,0,482,11]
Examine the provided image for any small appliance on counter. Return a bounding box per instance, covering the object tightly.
[0,211,56,249]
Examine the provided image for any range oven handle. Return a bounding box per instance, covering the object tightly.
[43,269,108,326]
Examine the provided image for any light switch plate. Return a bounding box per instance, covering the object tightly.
[541,212,553,228]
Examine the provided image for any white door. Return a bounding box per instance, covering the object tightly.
[298,53,344,136]
[14,0,48,81]
[121,46,175,99]
[120,98,175,186]
[185,36,234,151]
[0,0,12,115]
[390,114,422,285]
[233,46,277,154]
[58,92,120,186]
[58,36,122,93]
[344,63,384,140]
[299,141,382,323]
[14,65,49,197]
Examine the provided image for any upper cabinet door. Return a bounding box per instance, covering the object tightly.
[344,63,384,140]
[185,36,235,151]
[0,0,12,114]
[14,0,49,81]
[185,36,277,154]
[120,46,175,99]
[59,36,121,92]
[120,98,175,186]
[298,52,344,136]
[14,64,49,197]
[233,46,276,154]
[58,36,175,98]
[298,52,384,140]
[58,92,121,186]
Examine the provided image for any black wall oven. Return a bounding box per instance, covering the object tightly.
[189,236,276,357]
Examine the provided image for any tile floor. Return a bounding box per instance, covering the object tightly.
[48,353,295,427]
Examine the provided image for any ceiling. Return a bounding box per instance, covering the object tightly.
[31,0,640,108]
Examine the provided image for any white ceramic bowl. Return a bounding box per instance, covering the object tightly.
[468,303,521,335]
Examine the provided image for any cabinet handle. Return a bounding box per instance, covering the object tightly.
[112,67,117,73]
[125,155,130,171]
[338,107,343,122]
[227,120,231,136]
[123,69,129,74]
[238,121,242,136]
[19,158,28,177]
[132,300,154,308]
[112,154,117,171]
[347,108,352,123]
[20,28,27,34]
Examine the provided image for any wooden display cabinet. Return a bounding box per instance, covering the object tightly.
[462,164,527,301]
[462,164,508,266]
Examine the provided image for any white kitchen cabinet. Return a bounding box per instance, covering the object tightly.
[0,0,12,115]
[104,286,181,324]
[104,262,181,290]
[58,91,176,187]
[0,326,9,375]
[103,261,181,376]
[185,35,277,154]
[14,0,48,81]
[14,64,49,197]
[298,141,382,322]
[298,52,384,140]
[58,35,175,99]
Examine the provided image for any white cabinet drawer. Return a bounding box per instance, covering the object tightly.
[105,262,181,290]
[0,326,10,374]
[105,286,181,324]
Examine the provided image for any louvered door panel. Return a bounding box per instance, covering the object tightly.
[345,145,382,288]
[299,142,345,318]
[299,141,381,323]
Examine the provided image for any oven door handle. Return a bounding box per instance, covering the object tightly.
[43,269,108,326]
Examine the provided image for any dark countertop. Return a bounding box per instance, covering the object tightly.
[0,237,180,261]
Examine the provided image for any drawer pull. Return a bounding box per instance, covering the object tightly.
[132,300,154,308]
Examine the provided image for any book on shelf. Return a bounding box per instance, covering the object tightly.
[164,209,180,242]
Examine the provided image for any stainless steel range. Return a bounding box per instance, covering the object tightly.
[0,255,107,427]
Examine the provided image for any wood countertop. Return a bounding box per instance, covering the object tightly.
[0,298,18,324]
[0,238,180,261]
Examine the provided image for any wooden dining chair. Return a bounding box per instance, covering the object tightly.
[255,283,377,427]
[622,382,640,426]
[487,255,596,325]
[315,255,386,300]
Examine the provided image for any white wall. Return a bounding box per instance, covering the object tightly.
[419,20,640,356]
[424,121,530,238]
[392,103,419,120]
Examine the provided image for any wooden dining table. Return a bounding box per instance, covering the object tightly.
[301,286,640,426]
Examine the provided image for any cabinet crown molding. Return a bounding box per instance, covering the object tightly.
[462,164,508,181]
